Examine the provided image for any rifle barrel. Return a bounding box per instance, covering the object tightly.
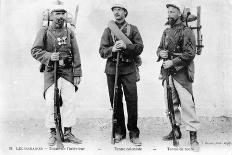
[111,51,120,144]
[53,47,64,149]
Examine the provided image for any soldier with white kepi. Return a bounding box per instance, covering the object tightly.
[31,1,82,146]
[99,0,143,146]
[156,0,200,151]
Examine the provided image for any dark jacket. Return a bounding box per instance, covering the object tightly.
[31,26,82,97]
[157,19,196,95]
[99,21,143,75]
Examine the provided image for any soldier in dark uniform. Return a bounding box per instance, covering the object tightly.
[31,4,82,146]
[99,2,143,146]
[156,2,200,151]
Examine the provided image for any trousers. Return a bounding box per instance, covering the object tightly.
[164,76,200,131]
[45,77,76,129]
[107,71,140,138]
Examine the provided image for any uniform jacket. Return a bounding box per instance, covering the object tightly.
[99,20,143,75]
[157,19,196,95]
[31,26,82,97]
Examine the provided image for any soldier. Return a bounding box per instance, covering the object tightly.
[156,1,200,151]
[31,4,82,146]
[99,1,143,146]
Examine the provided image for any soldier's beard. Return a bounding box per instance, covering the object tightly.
[54,18,65,28]
[168,17,178,26]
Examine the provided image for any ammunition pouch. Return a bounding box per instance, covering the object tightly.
[111,57,132,63]
[111,53,133,63]
[135,56,142,67]
[110,54,141,82]
[59,51,72,68]
[39,51,73,73]
[168,53,185,75]
[169,52,194,81]
[39,64,46,72]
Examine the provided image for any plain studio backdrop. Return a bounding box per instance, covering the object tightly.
[0,0,231,122]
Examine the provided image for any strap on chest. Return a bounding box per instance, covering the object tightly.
[111,23,131,43]
[45,27,69,47]
[165,26,186,53]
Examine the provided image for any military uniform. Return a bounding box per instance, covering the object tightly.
[99,20,143,138]
[32,26,82,94]
[157,18,200,131]
[31,25,82,128]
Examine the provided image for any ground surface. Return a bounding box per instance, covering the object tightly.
[0,116,231,155]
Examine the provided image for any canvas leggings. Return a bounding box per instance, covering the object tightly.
[45,77,76,129]
[164,76,200,131]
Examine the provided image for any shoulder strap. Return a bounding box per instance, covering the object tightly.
[176,25,189,52]
[126,24,131,37]
[181,25,187,35]
[46,28,57,42]
[110,22,128,43]
[108,20,132,45]
[120,22,127,31]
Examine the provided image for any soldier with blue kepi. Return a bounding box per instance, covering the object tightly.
[156,0,200,151]
[31,2,82,146]
[99,0,143,146]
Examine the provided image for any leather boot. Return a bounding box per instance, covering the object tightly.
[129,132,142,146]
[64,127,82,144]
[190,131,200,152]
[130,137,142,146]
[162,125,182,141]
[48,128,56,146]
[115,134,126,143]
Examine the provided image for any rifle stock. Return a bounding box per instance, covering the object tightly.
[53,46,64,149]
[111,51,120,144]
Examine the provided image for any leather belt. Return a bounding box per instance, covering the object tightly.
[111,57,132,63]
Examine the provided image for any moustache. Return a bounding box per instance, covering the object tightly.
[114,14,120,17]
[168,17,175,21]
[55,18,65,24]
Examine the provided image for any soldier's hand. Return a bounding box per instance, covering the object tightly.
[74,77,81,86]
[50,53,60,61]
[163,60,173,69]
[116,40,126,50]
[159,50,168,59]
[112,42,121,52]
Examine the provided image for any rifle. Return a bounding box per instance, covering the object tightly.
[163,37,179,147]
[53,45,64,149]
[111,51,120,144]
[165,71,179,147]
